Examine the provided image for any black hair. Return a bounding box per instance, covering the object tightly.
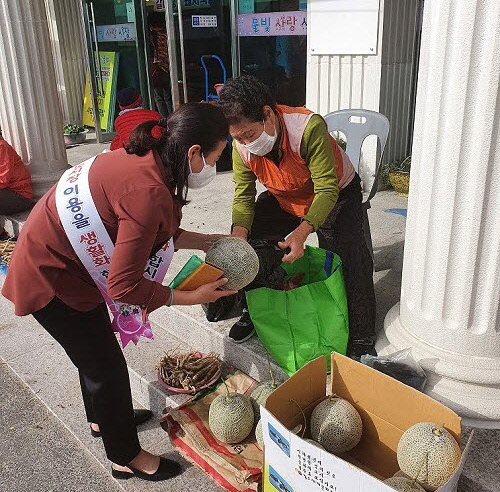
[126,102,228,205]
[218,75,276,125]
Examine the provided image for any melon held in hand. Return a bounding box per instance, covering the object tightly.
[209,390,255,444]
[310,396,363,454]
[205,237,259,290]
[397,422,461,491]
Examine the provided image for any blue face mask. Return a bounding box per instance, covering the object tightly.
[188,153,216,189]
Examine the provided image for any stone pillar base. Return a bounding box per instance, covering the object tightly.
[31,168,68,199]
[377,305,500,428]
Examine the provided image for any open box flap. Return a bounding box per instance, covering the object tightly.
[330,353,462,477]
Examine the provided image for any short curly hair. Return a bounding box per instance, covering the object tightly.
[218,75,276,125]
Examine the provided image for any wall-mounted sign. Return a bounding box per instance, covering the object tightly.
[238,11,307,37]
[309,0,379,55]
[96,23,136,42]
[192,15,217,28]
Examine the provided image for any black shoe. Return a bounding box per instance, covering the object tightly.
[111,457,182,481]
[347,341,377,362]
[228,309,256,343]
[91,409,153,438]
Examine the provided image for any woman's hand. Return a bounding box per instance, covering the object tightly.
[278,222,314,263]
[172,278,237,306]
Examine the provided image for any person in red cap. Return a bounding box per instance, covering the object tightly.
[109,88,163,151]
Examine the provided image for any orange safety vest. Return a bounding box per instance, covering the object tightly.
[235,105,355,218]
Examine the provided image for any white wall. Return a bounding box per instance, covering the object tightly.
[307,0,420,169]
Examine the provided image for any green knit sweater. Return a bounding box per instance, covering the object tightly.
[232,114,339,231]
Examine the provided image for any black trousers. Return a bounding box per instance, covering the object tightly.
[0,188,34,215]
[249,174,376,344]
[32,298,141,465]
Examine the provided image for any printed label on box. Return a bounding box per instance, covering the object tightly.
[261,407,473,492]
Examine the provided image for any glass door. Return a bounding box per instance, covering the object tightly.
[237,0,307,106]
[157,0,234,107]
[82,0,151,142]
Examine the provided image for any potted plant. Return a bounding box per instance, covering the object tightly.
[386,155,411,196]
[63,124,87,145]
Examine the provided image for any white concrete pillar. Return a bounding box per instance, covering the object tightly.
[377,0,500,427]
[45,0,87,126]
[0,0,68,199]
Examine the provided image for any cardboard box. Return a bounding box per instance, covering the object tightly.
[261,353,473,492]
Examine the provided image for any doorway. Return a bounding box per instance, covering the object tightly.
[82,0,151,142]
[81,0,307,143]
[153,0,234,108]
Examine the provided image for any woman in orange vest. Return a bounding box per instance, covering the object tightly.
[218,75,376,360]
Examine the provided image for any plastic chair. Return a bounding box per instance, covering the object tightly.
[323,109,390,258]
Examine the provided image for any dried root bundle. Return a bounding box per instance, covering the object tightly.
[0,240,15,265]
[156,349,222,393]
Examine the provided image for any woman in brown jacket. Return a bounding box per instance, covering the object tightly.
[2,103,235,481]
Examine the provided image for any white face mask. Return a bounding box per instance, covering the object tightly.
[242,119,277,156]
[188,153,216,189]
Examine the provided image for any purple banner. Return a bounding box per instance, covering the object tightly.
[238,11,307,37]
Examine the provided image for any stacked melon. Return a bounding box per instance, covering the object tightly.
[309,396,363,454]
[209,373,279,446]
[394,422,461,491]
[209,389,255,444]
[205,237,259,290]
[384,476,426,492]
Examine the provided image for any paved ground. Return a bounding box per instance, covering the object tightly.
[1,139,498,492]
[0,364,121,492]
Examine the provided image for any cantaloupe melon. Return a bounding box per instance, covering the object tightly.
[309,397,363,454]
[205,237,259,290]
[255,419,264,449]
[384,477,426,492]
[250,381,277,420]
[397,422,461,492]
[209,392,255,444]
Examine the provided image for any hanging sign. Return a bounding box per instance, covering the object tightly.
[238,11,307,37]
[82,51,120,132]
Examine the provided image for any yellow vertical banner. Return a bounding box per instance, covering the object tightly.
[83,51,120,132]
